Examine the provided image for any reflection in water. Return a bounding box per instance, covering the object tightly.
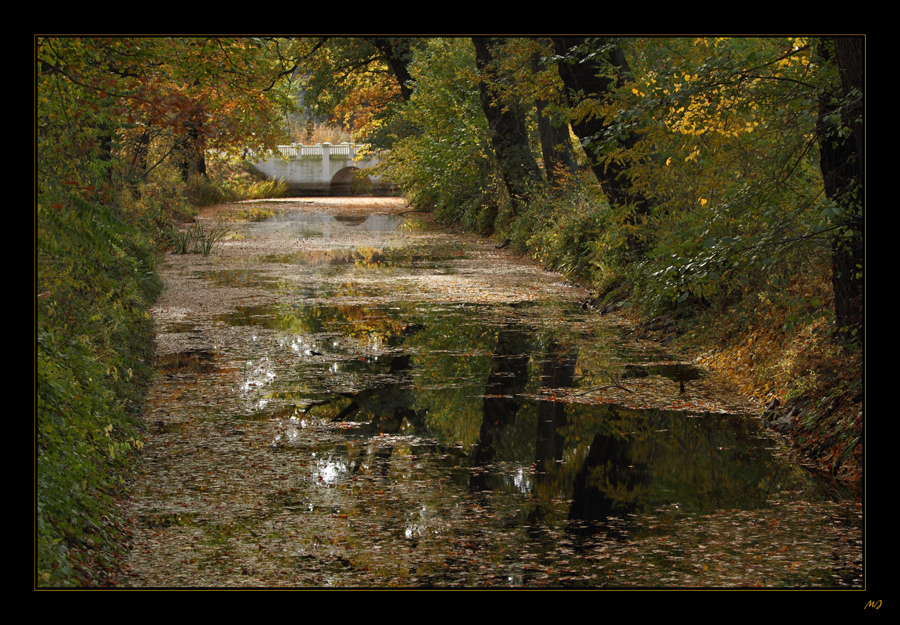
[261,211,404,238]
[474,327,532,468]
[238,295,822,520]
[313,453,350,486]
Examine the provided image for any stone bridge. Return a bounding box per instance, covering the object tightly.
[250,142,389,195]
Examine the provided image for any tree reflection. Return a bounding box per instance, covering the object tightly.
[473,327,532,467]
[265,297,812,531]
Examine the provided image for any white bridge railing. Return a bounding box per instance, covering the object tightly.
[276,142,363,159]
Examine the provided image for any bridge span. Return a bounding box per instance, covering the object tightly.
[251,142,391,195]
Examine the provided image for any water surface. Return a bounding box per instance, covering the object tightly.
[124,200,862,588]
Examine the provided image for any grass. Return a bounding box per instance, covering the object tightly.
[168,221,230,256]
[236,206,276,222]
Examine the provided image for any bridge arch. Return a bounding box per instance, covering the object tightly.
[330,165,369,195]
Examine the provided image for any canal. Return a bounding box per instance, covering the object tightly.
[120,197,862,588]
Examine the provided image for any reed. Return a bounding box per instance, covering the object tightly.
[168,221,229,256]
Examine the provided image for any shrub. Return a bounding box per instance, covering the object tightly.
[37,191,162,586]
[512,181,618,289]
[184,157,289,207]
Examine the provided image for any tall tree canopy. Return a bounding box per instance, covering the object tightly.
[289,37,421,147]
[532,36,862,342]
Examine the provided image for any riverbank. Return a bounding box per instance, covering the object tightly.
[614,299,863,497]
[692,325,862,495]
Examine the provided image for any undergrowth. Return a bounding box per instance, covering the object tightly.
[36,154,286,586]
[184,156,289,207]
[37,191,162,586]
[509,181,617,289]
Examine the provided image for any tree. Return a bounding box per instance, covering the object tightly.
[550,37,656,222]
[37,37,296,194]
[614,37,827,310]
[556,35,863,332]
[530,42,579,185]
[476,37,580,186]
[290,37,422,147]
[627,36,864,338]
[366,37,417,102]
[472,37,542,217]
[815,36,864,343]
[377,38,498,231]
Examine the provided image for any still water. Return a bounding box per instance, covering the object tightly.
[123,200,862,588]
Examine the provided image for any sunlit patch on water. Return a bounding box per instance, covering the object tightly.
[265,210,405,235]
[312,453,350,486]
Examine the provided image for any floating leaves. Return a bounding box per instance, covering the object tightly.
[120,199,860,588]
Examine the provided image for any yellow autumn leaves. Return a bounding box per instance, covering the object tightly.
[666,92,762,140]
[629,45,808,144]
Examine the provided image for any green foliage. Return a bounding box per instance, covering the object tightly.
[37,190,162,586]
[512,182,617,287]
[36,328,143,586]
[379,38,508,233]
[116,170,198,240]
[372,36,847,330]
[581,37,838,322]
[371,35,859,352]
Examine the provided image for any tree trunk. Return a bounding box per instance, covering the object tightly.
[472,37,542,217]
[531,47,578,185]
[550,37,654,219]
[131,130,151,177]
[368,37,416,102]
[816,36,864,344]
[176,107,207,183]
